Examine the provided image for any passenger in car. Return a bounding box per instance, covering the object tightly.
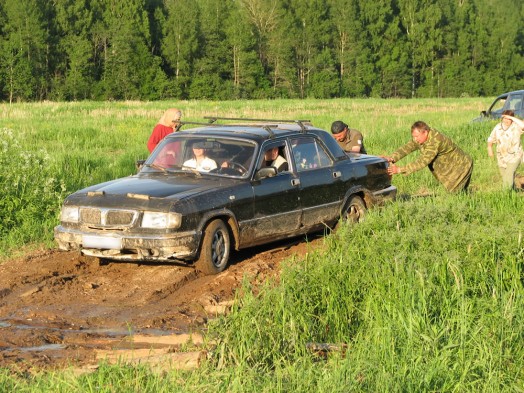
[331,120,367,154]
[147,108,182,153]
[262,147,288,172]
[183,143,217,172]
[385,121,473,193]
[487,110,524,190]
[154,141,180,167]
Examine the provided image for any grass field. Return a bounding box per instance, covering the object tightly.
[1,98,523,391]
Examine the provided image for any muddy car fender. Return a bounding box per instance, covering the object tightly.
[341,186,372,211]
[195,208,240,251]
[338,186,372,224]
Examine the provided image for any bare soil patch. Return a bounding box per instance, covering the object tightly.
[0,235,323,373]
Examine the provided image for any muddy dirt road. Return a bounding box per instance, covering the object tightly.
[0,236,322,372]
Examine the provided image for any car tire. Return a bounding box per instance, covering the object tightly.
[342,195,366,223]
[196,219,231,275]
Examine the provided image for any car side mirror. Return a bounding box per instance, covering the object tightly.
[481,110,487,117]
[254,167,277,181]
[136,159,146,171]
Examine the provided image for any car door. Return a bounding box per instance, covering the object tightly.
[240,141,301,245]
[290,136,344,229]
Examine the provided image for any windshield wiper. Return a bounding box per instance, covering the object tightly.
[181,166,202,178]
[144,163,167,173]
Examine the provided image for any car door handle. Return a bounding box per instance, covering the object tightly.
[291,179,301,186]
[333,171,342,179]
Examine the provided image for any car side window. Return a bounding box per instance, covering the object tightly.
[290,137,332,172]
[508,94,523,111]
[257,142,289,174]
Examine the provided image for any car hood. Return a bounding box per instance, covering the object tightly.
[76,173,231,200]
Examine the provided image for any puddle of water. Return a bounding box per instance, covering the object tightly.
[0,321,187,337]
[0,319,198,354]
[19,344,66,352]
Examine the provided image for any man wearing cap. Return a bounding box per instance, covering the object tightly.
[331,120,366,154]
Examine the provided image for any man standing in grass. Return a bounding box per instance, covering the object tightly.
[385,121,473,193]
[331,120,367,153]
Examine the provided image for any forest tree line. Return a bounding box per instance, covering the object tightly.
[0,0,523,102]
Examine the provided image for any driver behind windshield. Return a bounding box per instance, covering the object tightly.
[183,142,217,172]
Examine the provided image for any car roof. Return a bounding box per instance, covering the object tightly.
[496,90,524,98]
[168,122,329,143]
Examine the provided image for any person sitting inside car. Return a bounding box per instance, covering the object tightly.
[183,142,217,172]
[261,147,288,173]
[153,141,181,168]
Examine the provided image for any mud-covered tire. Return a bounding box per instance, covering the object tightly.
[342,195,367,223]
[196,219,231,275]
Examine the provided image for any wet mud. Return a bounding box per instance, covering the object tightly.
[0,236,322,373]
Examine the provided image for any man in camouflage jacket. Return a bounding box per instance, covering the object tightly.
[386,121,473,192]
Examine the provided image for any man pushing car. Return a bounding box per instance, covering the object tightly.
[384,121,473,193]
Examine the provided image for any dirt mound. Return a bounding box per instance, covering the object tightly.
[0,236,322,372]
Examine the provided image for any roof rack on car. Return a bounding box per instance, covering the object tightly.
[204,117,311,132]
[176,120,278,138]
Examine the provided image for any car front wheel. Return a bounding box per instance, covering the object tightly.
[196,219,231,275]
[343,195,366,223]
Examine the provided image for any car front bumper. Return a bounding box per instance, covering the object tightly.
[54,225,201,262]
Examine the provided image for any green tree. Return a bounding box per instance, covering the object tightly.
[287,0,338,98]
[398,0,445,97]
[161,0,200,98]
[225,3,268,98]
[0,0,49,102]
[470,0,524,95]
[53,0,95,100]
[189,0,232,100]
[92,0,167,100]
[358,0,410,97]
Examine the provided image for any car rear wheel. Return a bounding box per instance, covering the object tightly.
[196,219,231,275]
[343,195,366,223]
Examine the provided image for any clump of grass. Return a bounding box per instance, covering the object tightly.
[0,128,67,256]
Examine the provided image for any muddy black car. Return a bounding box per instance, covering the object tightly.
[55,118,396,274]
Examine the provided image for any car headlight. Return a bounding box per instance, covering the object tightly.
[141,211,182,229]
[61,206,80,223]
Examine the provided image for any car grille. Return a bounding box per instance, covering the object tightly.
[80,207,138,228]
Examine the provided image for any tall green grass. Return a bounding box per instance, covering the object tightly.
[198,193,523,391]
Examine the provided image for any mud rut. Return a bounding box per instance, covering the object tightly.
[0,235,322,372]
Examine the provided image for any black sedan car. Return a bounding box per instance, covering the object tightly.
[55,118,396,274]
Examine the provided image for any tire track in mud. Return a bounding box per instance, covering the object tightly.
[0,235,324,371]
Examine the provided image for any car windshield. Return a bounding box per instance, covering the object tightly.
[143,135,257,178]
[489,96,507,116]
